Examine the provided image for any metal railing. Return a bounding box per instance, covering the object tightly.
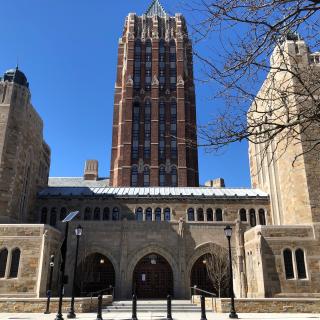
[190,286,216,309]
[81,286,115,307]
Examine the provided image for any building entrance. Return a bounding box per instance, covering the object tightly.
[76,253,115,296]
[133,253,173,299]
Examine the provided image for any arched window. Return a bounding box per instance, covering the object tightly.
[295,249,307,279]
[112,207,120,221]
[164,208,171,221]
[84,207,92,221]
[197,208,204,221]
[171,167,177,187]
[131,166,138,187]
[169,40,176,89]
[187,208,195,221]
[159,166,166,187]
[135,207,143,221]
[159,100,166,160]
[9,248,20,278]
[240,208,247,222]
[145,39,152,91]
[132,101,140,160]
[159,39,166,91]
[146,208,152,221]
[40,207,47,223]
[155,208,162,221]
[0,249,8,278]
[49,208,57,227]
[60,207,67,221]
[249,209,256,227]
[144,100,151,159]
[258,209,266,225]
[206,208,213,221]
[170,100,177,159]
[283,249,294,279]
[143,166,150,187]
[94,207,101,220]
[134,39,141,89]
[103,207,110,221]
[216,208,223,221]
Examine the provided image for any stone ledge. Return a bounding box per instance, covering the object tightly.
[0,295,113,313]
[192,296,320,313]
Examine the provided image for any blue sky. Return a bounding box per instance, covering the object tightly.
[0,0,251,187]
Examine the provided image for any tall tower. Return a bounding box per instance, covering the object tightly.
[110,0,199,187]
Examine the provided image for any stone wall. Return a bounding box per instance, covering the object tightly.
[0,295,112,313]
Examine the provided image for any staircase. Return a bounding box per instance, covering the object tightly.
[104,300,202,313]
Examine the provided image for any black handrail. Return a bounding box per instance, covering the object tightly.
[190,286,216,306]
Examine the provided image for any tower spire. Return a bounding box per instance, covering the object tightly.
[145,0,167,17]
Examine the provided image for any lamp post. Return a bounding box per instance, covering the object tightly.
[67,225,83,319]
[224,225,238,319]
[44,255,55,314]
[55,211,80,320]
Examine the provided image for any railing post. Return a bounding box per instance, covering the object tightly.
[96,294,103,320]
[166,295,173,320]
[132,294,138,320]
[200,295,207,320]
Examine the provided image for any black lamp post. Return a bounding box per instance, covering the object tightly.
[44,255,55,314]
[224,225,238,319]
[55,211,80,320]
[67,225,83,319]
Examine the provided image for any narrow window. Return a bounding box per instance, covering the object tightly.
[159,101,166,160]
[84,207,92,221]
[169,40,176,89]
[143,166,150,187]
[240,208,247,222]
[9,248,20,278]
[216,208,223,221]
[283,249,294,279]
[40,207,47,223]
[187,208,195,221]
[164,208,171,221]
[295,249,307,279]
[135,207,143,221]
[159,166,166,187]
[103,207,110,220]
[170,100,177,159]
[159,39,166,91]
[50,208,57,227]
[131,166,138,187]
[112,207,120,221]
[144,100,151,159]
[134,39,141,89]
[155,208,162,221]
[171,167,177,187]
[258,208,266,225]
[145,39,152,91]
[60,207,67,221]
[206,208,213,221]
[132,102,140,160]
[0,249,8,278]
[146,207,152,221]
[197,208,204,221]
[249,209,256,227]
[94,207,101,220]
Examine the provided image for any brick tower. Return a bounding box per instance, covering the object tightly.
[110,0,199,187]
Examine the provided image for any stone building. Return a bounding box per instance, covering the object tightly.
[0,0,319,302]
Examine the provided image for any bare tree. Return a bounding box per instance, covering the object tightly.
[204,245,230,297]
[180,0,320,164]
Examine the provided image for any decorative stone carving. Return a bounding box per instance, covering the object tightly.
[165,159,171,173]
[165,89,170,95]
[138,159,144,173]
[140,88,145,95]
[152,75,159,86]
[126,75,133,86]
[177,75,184,86]
[127,32,135,41]
[152,31,159,40]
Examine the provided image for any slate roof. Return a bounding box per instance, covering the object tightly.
[146,0,167,17]
[48,177,110,188]
[39,186,269,199]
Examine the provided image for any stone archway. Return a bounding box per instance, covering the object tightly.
[76,253,115,296]
[133,253,173,299]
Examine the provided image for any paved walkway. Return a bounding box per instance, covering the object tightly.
[0,311,319,320]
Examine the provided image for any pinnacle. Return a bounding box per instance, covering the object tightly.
[145,0,167,17]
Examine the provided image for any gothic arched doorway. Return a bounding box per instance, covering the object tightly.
[76,253,115,296]
[190,255,215,296]
[133,253,173,299]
